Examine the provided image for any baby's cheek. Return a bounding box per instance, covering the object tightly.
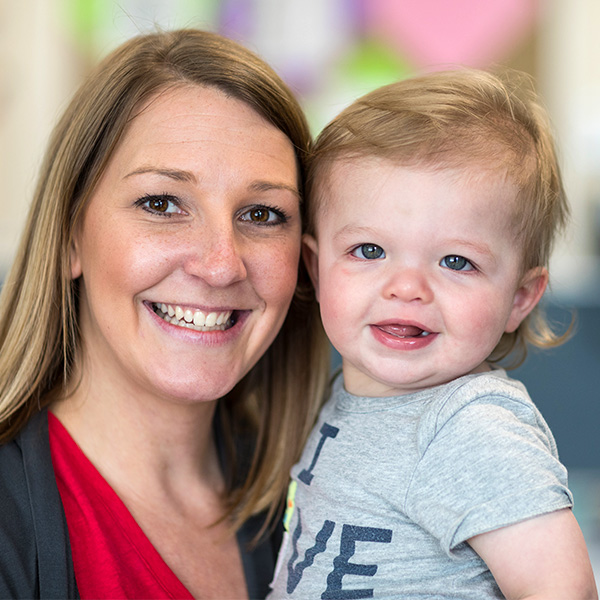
[463,301,510,352]
[318,292,354,352]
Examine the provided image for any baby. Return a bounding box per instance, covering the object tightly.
[269,70,597,599]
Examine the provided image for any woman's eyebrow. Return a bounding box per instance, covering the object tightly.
[124,167,196,183]
[247,180,300,199]
[124,168,299,198]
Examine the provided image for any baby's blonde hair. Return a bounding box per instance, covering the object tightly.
[307,69,570,366]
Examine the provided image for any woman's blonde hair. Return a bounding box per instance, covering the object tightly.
[0,29,329,531]
[307,68,570,367]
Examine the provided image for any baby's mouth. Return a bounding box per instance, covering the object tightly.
[376,324,431,338]
[152,303,235,332]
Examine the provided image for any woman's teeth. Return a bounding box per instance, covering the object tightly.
[153,303,234,331]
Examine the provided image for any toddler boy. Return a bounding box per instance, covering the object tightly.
[269,70,597,599]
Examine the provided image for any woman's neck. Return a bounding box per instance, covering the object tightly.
[50,364,223,503]
[50,363,246,599]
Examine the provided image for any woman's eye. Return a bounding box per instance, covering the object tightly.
[440,255,474,271]
[137,194,182,216]
[351,244,385,260]
[239,206,287,226]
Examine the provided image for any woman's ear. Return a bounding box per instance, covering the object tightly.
[302,234,320,302]
[505,267,549,333]
[70,233,82,280]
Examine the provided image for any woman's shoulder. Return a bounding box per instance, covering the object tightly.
[0,412,46,597]
[0,409,79,599]
[0,409,45,497]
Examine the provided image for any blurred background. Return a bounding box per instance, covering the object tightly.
[0,0,598,581]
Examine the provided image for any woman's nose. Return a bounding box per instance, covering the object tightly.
[381,266,433,303]
[183,224,247,287]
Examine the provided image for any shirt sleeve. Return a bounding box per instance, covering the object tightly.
[404,385,573,556]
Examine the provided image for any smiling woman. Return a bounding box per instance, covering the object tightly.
[0,29,329,599]
[68,85,303,407]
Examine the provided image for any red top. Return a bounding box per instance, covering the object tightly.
[48,412,194,600]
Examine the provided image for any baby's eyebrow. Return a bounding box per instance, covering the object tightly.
[332,224,379,241]
[443,238,494,258]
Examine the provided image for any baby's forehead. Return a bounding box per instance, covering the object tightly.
[313,156,519,209]
[305,144,535,243]
[306,159,523,254]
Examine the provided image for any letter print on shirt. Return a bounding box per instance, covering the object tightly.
[298,423,339,485]
[322,524,393,599]
[287,508,336,594]
[277,422,394,598]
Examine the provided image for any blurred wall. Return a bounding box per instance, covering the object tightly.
[0,0,79,273]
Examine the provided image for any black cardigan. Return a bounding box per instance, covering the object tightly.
[0,410,280,599]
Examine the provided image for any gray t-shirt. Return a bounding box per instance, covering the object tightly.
[268,369,572,599]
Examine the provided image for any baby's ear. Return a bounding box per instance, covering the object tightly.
[505,267,549,333]
[302,234,320,302]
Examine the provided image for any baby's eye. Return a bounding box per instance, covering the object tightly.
[239,206,288,226]
[440,255,474,271]
[137,194,182,216]
[351,244,385,260]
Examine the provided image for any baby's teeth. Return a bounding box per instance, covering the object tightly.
[161,303,168,314]
[205,312,217,327]
[175,306,184,320]
[216,312,225,325]
[184,309,193,323]
[168,305,175,317]
[193,311,206,327]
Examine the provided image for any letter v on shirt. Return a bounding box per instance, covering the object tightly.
[269,420,392,598]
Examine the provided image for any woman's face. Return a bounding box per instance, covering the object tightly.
[71,85,302,404]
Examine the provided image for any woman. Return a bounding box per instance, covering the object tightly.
[0,29,329,599]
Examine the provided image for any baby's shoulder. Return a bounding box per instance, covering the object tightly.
[417,370,545,450]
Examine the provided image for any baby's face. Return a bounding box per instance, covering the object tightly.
[303,158,547,397]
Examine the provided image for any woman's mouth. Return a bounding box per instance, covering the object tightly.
[152,303,235,332]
